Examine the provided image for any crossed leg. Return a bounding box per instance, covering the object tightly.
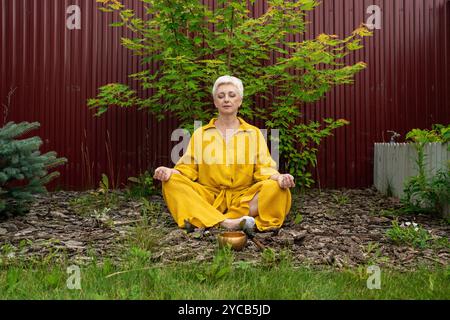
[163,174,290,231]
[238,179,291,231]
[248,192,259,217]
[221,192,259,230]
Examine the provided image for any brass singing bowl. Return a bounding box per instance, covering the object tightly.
[218,231,248,251]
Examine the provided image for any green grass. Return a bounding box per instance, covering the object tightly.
[68,191,120,216]
[0,250,448,300]
[332,193,350,206]
[2,194,448,300]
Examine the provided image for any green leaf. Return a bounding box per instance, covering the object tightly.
[294,213,303,224]
[195,273,206,282]
[128,177,140,183]
[110,21,125,27]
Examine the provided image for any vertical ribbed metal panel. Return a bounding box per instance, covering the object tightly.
[302,0,450,188]
[0,0,181,190]
[1,0,449,190]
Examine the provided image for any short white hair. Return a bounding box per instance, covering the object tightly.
[212,75,244,98]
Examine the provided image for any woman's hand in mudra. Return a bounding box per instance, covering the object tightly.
[276,174,295,189]
[153,166,179,182]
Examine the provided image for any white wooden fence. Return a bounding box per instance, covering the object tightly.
[374,142,450,198]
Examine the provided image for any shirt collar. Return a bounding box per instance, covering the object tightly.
[203,116,253,132]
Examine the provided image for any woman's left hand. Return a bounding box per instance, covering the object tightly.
[277,174,295,189]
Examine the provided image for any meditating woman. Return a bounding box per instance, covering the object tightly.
[153,75,295,231]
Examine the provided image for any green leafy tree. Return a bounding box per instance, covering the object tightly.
[89,0,371,188]
[0,122,67,215]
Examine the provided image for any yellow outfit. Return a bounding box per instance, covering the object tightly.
[162,117,292,231]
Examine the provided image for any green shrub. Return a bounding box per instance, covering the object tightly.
[89,0,371,189]
[0,122,67,215]
[402,124,450,217]
[403,169,450,216]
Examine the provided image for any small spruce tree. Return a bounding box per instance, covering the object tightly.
[0,121,67,216]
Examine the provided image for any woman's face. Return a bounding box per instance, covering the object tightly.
[213,84,242,116]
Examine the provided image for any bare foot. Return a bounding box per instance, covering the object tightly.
[220,216,255,231]
[220,217,245,230]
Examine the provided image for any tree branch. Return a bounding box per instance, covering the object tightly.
[227,7,234,70]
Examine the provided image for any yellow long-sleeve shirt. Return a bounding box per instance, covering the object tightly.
[173,117,280,212]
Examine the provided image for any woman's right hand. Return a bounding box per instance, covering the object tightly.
[153,166,177,182]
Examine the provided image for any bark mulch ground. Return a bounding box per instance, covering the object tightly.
[0,188,448,270]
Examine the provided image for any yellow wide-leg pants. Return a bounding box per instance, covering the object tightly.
[162,173,292,231]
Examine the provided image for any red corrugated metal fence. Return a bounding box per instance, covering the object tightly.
[1,0,449,190]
